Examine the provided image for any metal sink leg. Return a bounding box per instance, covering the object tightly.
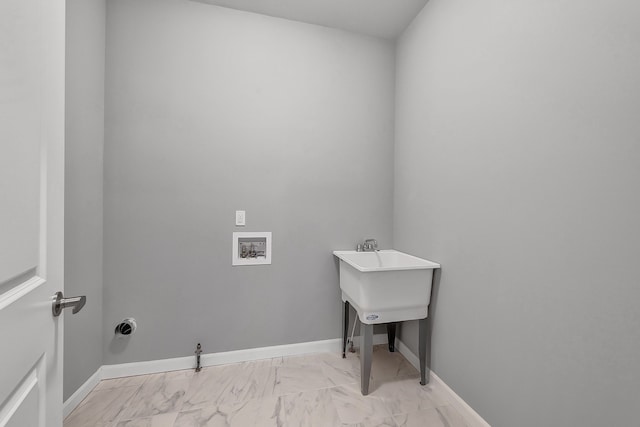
[419,316,429,385]
[360,323,373,395]
[342,301,350,358]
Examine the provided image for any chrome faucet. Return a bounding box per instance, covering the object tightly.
[358,238,378,252]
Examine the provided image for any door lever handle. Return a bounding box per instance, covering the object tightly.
[52,292,86,317]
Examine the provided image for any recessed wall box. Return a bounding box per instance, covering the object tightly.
[232,232,272,266]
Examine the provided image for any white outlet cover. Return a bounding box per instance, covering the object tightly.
[235,210,245,226]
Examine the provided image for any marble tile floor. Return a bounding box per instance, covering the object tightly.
[64,345,469,427]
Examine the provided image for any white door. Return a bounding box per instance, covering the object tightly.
[0,0,66,425]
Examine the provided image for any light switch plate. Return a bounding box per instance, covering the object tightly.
[235,210,246,226]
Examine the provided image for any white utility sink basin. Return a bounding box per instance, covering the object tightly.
[333,250,440,325]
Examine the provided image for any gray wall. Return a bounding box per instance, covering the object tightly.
[103,0,395,364]
[64,0,105,401]
[394,1,640,426]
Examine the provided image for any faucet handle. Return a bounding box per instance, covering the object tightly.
[363,239,378,251]
[364,238,377,247]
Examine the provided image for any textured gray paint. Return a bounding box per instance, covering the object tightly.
[394,1,640,426]
[64,0,105,401]
[103,0,395,364]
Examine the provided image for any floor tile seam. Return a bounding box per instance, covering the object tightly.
[116,380,183,422]
[176,399,215,414]
[207,372,422,410]
[371,373,420,385]
[373,376,448,406]
[265,380,359,400]
[326,383,394,426]
[178,386,274,414]
[109,387,147,426]
[68,380,122,413]
[113,410,180,425]
[180,366,337,404]
[135,375,193,406]
[372,374,422,388]
[175,399,245,419]
[384,399,440,417]
[340,414,400,427]
[186,366,275,393]
[324,379,361,389]
[176,395,288,427]
[318,362,360,378]
[179,375,212,406]
[391,411,406,426]
[144,375,194,387]
[125,380,155,405]
[389,403,457,421]
[65,384,142,425]
[100,373,152,386]
[93,379,147,393]
[375,379,444,407]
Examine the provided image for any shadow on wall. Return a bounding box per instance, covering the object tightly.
[109,337,128,355]
[108,323,132,355]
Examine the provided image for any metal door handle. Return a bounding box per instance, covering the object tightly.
[52,292,86,317]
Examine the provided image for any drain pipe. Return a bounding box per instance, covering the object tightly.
[349,317,358,353]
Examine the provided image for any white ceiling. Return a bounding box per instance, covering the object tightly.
[190,0,428,39]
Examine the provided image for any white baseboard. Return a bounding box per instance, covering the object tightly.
[100,334,388,380]
[64,334,487,427]
[63,367,102,419]
[396,340,490,427]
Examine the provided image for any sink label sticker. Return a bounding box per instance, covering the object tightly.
[366,314,379,321]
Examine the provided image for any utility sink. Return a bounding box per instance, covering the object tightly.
[333,249,440,395]
[333,250,440,325]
